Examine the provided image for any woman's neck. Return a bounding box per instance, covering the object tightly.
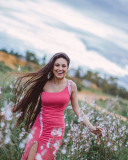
[52,77,66,85]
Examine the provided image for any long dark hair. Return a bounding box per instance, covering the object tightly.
[9,52,70,130]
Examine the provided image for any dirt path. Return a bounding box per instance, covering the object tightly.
[77,90,127,122]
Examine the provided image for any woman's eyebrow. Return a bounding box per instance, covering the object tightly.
[55,63,66,65]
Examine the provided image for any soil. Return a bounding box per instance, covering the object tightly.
[0,51,39,70]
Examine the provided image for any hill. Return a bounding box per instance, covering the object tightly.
[0,51,40,70]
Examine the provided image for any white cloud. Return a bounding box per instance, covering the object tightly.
[0,0,128,78]
[125,65,128,71]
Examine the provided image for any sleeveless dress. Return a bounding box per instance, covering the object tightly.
[21,79,72,160]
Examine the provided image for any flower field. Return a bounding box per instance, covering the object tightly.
[0,69,128,160]
[0,87,128,160]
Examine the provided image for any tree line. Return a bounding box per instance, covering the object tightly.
[0,49,46,65]
[75,67,128,99]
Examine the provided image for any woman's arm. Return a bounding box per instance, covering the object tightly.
[70,81,103,136]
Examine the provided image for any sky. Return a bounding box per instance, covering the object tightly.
[0,0,128,89]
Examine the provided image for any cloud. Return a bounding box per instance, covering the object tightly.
[0,0,128,80]
[55,0,128,31]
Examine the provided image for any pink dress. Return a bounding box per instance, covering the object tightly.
[21,79,72,160]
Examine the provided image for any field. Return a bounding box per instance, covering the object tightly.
[0,57,128,159]
[0,97,128,159]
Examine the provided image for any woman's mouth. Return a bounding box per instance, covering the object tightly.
[57,71,64,75]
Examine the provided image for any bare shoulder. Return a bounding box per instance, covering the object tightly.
[71,80,77,92]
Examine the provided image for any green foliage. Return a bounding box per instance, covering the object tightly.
[75,82,82,91]
[23,63,34,72]
[75,66,82,78]
[0,62,12,73]
[0,48,8,53]
[0,48,24,59]
[96,98,128,118]
[80,70,128,99]
[42,55,46,65]
[25,51,39,64]
[56,103,128,160]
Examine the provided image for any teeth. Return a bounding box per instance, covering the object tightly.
[57,71,62,73]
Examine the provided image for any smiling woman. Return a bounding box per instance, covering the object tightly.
[1,52,102,160]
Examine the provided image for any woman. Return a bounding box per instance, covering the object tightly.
[1,52,102,160]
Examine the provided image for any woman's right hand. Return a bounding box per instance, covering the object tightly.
[91,126,103,137]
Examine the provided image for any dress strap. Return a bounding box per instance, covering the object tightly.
[67,80,72,96]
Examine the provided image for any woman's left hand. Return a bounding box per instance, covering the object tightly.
[91,126,103,137]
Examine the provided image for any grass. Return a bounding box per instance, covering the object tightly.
[96,98,128,117]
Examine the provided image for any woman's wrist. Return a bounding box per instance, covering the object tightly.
[89,126,95,132]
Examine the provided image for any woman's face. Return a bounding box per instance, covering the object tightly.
[53,58,69,79]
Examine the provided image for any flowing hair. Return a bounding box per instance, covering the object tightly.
[8,52,70,130]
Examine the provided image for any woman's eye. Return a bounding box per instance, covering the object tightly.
[55,64,66,67]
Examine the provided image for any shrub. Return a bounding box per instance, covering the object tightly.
[0,61,12,73]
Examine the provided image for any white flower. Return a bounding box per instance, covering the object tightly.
[22,138,27,144]
[64,138,68,143]
[67,130,71,137]
[122,126,126,131]
[5,107,13,120]
[113,122,116,125]
[57,127,62,136]
[61,146,66,154]
[27,133,33,141]
[53,140,60,150]
[47,139,51,148]
[0,87,2,94]
[70,126,74,132]
[47,142,50,148]
[1,122,5,128]
[18,66,21,71]
[1,108,5,112]
[31,127,37,135]
[10,84,13,88]
[51,127,57,136]
[5,129,9,133]
[107,142,111,147]
[64,113,67,119]
[19,142,25,149]
[40,145,44,150]
[16,112,23,118]
[90,100,96,107]
[4,135,11,144]
[41,149,47,156]
[114,146,117,151]
[53,150,57,155]
[19,132,24,139]
[71,146,75,152]
[97,142,100,145]
[65,121,68,126]
[35,153,42,160]
[67,105,72,109]
[78,109,84,122]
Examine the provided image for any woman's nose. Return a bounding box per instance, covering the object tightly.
[59,66,62,70]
